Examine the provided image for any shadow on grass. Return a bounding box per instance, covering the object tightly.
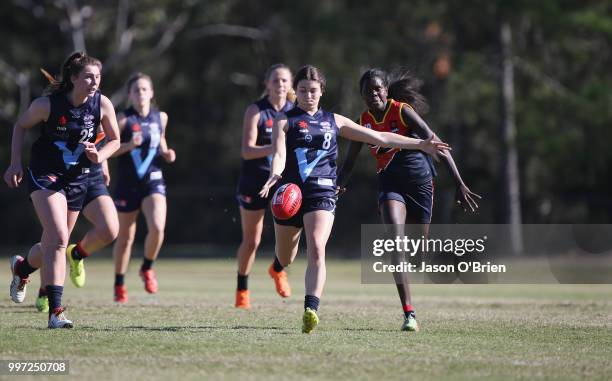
[53,325,293,333]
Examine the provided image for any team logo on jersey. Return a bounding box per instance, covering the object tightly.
[298,120,308,130]
[131,123,141,132]
[390,121,399,133]
[58,116,68,126]
[265,119,274,128]
[115,199,127,207]
[365,123,372,129]
[83,113,95,129]
[304,134,313,142]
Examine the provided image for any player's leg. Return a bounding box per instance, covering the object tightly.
[269,222,301,298]
[235,207,265,308]
[66,195,118,288]
[112,210,139,303]
[301,209,334,334]
[139,193,166,293]
[379,198,419,331]
[31,190,74,328]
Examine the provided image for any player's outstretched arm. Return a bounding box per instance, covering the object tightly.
[334,113,450,160]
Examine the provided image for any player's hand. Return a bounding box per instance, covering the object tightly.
[335,185,346,197]
[259,174,282,198]
[419,136,450,161]
[83,142,102,164]
[455,184,481,212]
[132,132,143,147]
[163,148,176,163]
[3,163,23,188]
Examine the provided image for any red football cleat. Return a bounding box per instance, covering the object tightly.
[235,290,251,309]
[139,269,158,294]
[114,285,128,304]
[268,264,291,298]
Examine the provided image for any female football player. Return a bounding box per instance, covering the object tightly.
[34,70,119,313]
[259,65,450,333]
[111,73,176,303]
[5,51,120,328]
[337,68,480,331]
[234,64,295,309]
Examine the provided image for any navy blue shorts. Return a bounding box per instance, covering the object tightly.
[113,180,166,213]
[273,196,337,228]
[236,193,269,210]
[236,173,270,210]
[27,166,89,211]
[378,177,434,224]
[83,170,110,208]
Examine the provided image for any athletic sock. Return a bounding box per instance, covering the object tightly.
[115,274,125,286]
[403,304,415,318]
[38,287,47,298]
[304,295,320,311]
[46,285,63,317]
[141,258,154,271]
[272,257,284,273]
[237,273,248,291]
[16,256,38,278]
[71,241,90,260]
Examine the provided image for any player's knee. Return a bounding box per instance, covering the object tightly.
[98,223,119,244]
[43,230,69,252]
[242,237,261,253]
[148,223,165,238]
[307,244,326,264]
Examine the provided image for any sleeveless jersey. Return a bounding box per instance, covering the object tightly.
[30,91,101,174]
[240,97,294,179]
[117,107,164,185]
[359,99,436,184]
[283,107,338,199]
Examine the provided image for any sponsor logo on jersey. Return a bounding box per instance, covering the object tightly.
[69,108,84,118]
[365,123,372,129]
[320,121,331,129]
[390,121,399,133]
[115,199,127,207]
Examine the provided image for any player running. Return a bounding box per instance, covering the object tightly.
[5,52,120,328]
[235,64,295,309]
[111,73,176,303]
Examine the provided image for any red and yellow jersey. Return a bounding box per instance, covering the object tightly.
[359,99,413,173]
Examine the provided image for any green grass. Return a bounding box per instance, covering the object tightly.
[2,258,612,381]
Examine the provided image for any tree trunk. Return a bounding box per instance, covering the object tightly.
[500,21,523,254]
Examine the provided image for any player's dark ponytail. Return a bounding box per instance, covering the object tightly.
[43,52,102,96]
[387,68,429,115]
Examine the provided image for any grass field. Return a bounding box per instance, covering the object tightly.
[1,258,611,381]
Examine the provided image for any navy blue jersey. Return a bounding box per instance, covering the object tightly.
[282,107,338,199]
[30,91,101,175]
[240,97,294,179]
[117,107,164,185]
